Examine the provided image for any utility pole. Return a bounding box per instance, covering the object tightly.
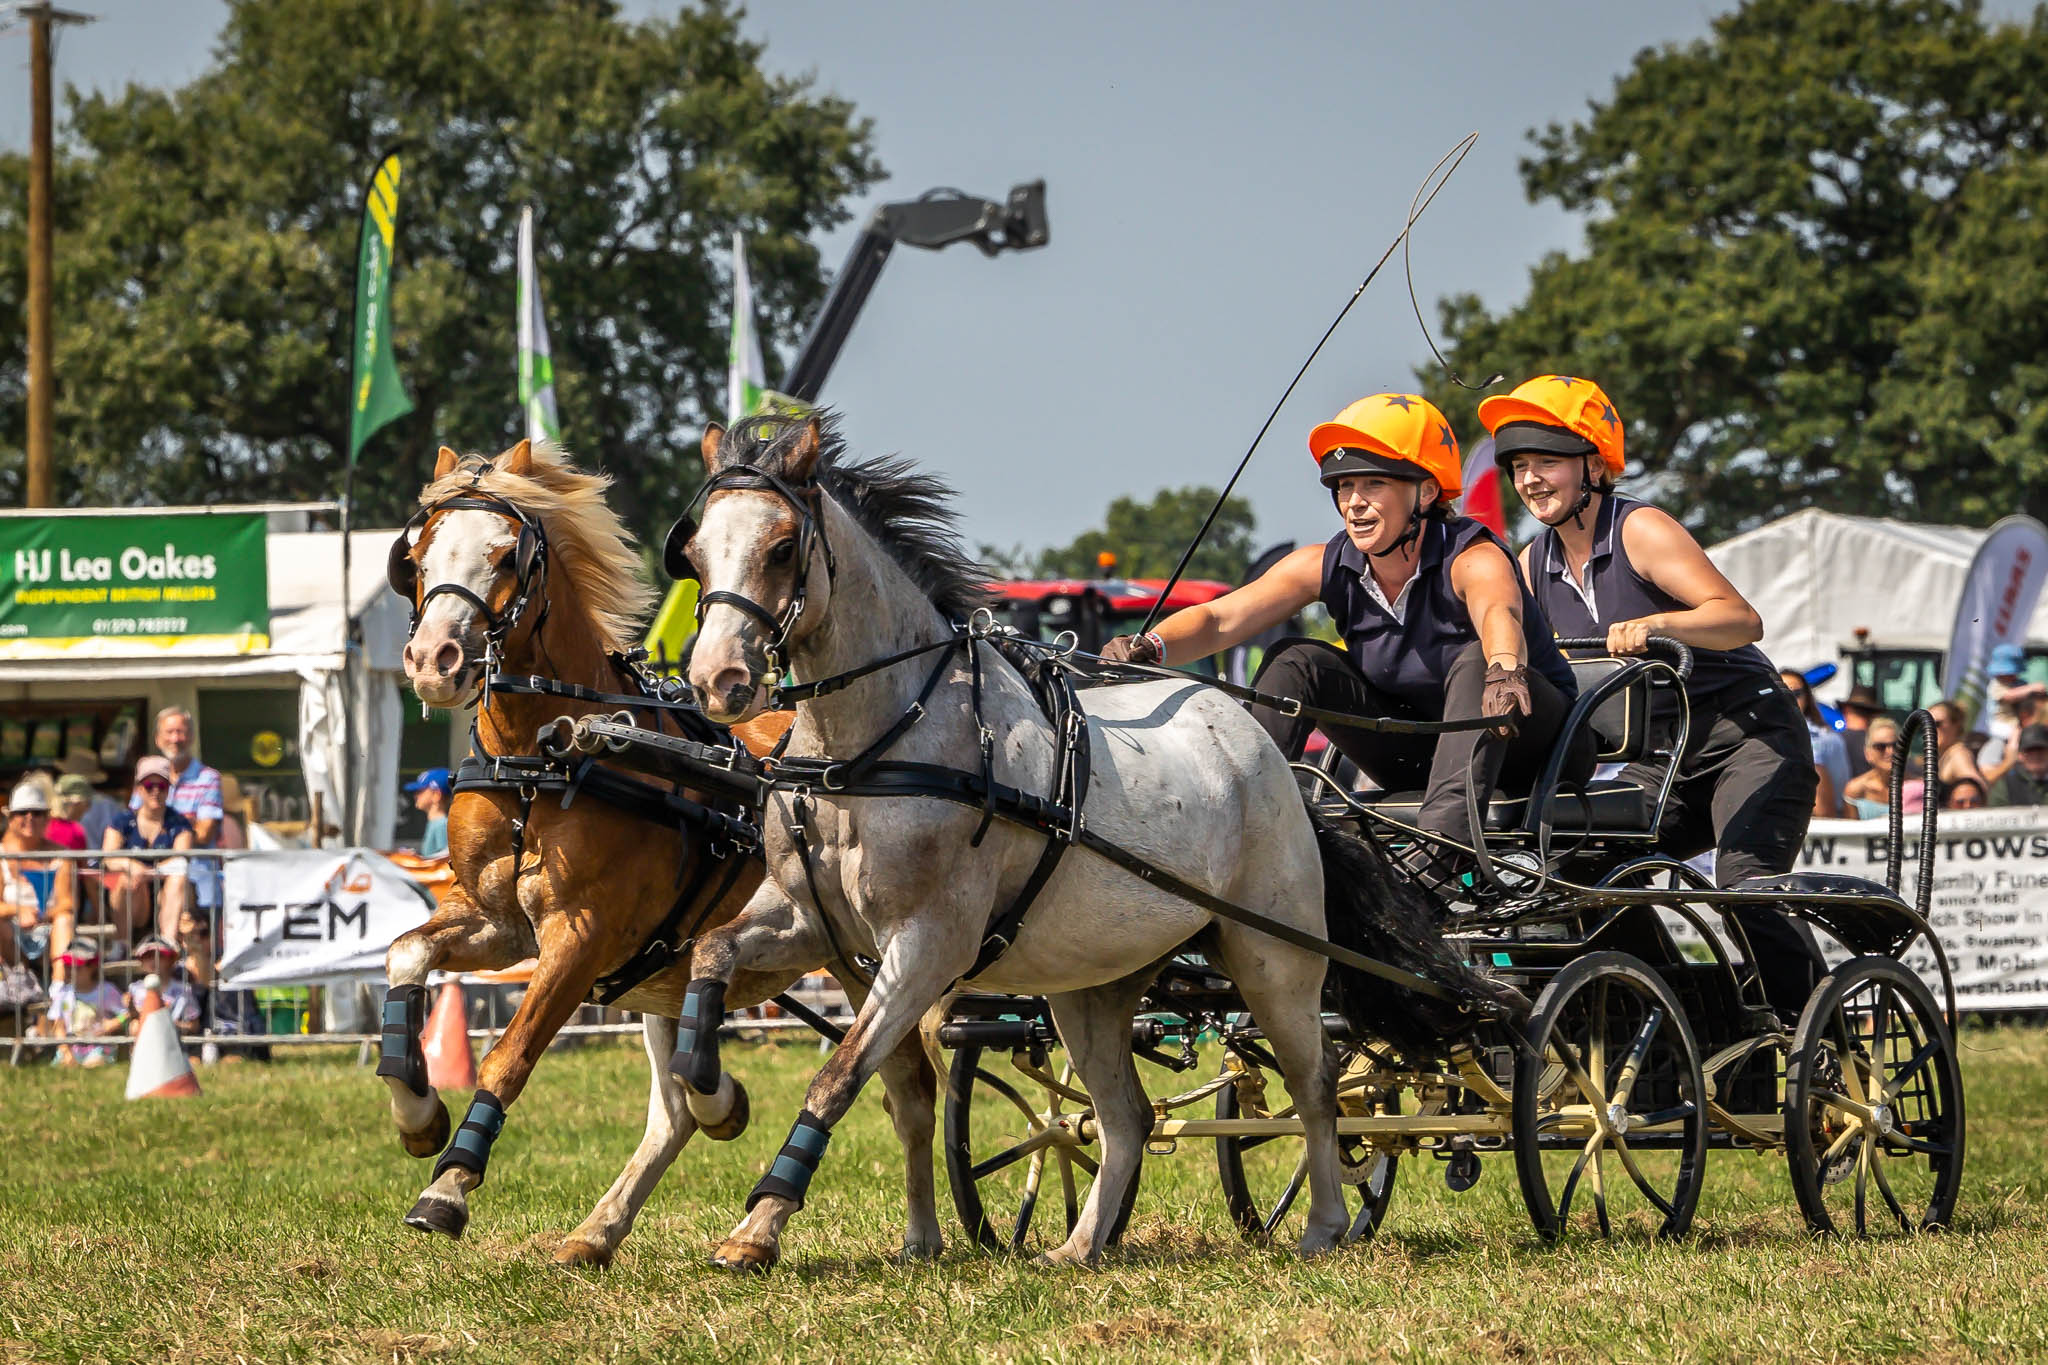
[5,4,95,508]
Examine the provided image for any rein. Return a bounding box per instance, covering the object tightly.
[657,462,1498,1007]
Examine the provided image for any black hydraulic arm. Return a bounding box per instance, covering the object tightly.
[781,181,1048,402]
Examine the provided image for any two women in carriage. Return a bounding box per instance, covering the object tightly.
[1106,378,1825,1016]
[1099,391,1594,884]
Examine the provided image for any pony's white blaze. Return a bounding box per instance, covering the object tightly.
[686,490,800,724]
[402,508,517,706]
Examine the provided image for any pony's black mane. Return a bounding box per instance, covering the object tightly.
[722,413,991,621]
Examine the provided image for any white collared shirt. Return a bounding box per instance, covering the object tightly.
[1553,555,1598,617]
[1359,567,1419,624]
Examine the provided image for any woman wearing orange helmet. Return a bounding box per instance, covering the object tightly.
[1485,374,1822,1015]
[1101,392,1593,868]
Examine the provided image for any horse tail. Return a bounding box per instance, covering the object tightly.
[1305,804,1503,1060]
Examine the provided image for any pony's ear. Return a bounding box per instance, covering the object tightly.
[433,446,461,480]
[701,423,725,469]
[502,439,534,478]
[786,419,822,483]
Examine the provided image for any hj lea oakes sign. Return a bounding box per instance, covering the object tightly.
[0,512,269,657]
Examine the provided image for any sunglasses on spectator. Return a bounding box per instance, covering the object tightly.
[1871,740,1895,753]
[7,809,46,819]
[138,778,171,793]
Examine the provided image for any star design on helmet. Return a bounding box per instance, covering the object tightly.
[1437,423,1455,452]
[1599,403,1619,431]
[1551,375,1579,388]
[1383,394,1416,411]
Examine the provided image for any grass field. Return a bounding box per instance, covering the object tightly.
[3,1022,2045,1364]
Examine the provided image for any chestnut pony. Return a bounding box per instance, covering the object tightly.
[384,439,940,1267]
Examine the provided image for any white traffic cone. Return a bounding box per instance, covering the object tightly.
[126,975,201,1100]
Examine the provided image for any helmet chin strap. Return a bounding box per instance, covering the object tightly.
[1536,456,1601,530]
[1368,484,1427,560]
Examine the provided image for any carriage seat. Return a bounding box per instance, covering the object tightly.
[1360,779,1652,835]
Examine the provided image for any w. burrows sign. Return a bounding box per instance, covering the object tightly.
[0,511,269,657]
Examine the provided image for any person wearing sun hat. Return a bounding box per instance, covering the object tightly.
[47,937,127,1066]
[124,937,203,1037]
[57,749,125,849]
[1098,392,1590,876]
[2,778,77,985]
[1485,374,1822,1016]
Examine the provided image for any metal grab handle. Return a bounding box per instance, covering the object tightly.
[1557,634,1694,682]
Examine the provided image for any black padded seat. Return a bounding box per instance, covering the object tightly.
[1362,779,1652,834]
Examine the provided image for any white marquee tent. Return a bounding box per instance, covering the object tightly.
[1706,507,2048,678]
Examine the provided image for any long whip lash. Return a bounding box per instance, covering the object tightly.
[1139,132,1483,634]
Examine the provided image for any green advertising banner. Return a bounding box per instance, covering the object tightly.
[0,512,270,658]
[348,153,413,465]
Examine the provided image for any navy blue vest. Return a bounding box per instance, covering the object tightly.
[1529,493,1776,697]
[1320,516,1577,718]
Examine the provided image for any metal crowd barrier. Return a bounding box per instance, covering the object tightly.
[4,846,854,1065]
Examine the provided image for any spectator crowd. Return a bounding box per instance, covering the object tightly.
[1789,643,2048,819]
[0,705,260,1061]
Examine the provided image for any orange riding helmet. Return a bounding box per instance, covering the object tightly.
[1477,374,1624,476]
[1308,393,1462,496]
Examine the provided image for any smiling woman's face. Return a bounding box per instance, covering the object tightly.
[1332,474,1434,557]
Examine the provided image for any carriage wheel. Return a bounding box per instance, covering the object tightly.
[1785,955,1964,1236]
[1513,951,1708,1242]
[1214,1046,1404,1244]
[944,1037,1098,1254]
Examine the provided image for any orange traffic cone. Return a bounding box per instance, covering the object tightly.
[421,981,475,1091]
[126,977,201,1100]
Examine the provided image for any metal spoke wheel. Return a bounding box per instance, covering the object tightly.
[1215,1046,1405,1245]
[944,1037,1099,1254]
[1513,951,1708,1242]
[1785,955,1964,1236]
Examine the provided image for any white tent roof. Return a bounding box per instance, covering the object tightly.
[1706,508,2048,673]
[0,529,407,683]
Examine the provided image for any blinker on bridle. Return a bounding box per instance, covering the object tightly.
[662,461,836,672]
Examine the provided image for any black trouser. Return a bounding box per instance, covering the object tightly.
[1622,677,1824,1018]
[1251,638,1594,849]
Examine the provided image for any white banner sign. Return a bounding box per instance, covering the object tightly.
[1942,513,2048,719]
[1799,808,2048,1011]
[219,849,435,988]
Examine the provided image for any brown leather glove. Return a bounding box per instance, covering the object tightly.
[1098,632,1164,666]
[1481,662,1531,735]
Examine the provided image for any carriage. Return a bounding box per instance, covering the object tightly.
[935,636,1965,1248]
[384,425,1964,1267]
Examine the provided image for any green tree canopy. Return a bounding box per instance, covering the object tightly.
[0,0,882,540]
[1422,0,2048,540]
[1031,485,1256,583]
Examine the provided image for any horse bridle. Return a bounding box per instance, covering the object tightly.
[387,480,550,649]
[662,462,835,673]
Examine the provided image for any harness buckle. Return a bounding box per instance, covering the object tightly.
[1279,697,1303,718]
[820,764,847,792]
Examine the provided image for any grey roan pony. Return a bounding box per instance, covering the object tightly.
[673,414,1477,1270]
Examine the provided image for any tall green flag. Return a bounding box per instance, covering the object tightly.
[348,153,414,464]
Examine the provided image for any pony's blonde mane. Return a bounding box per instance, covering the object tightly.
[417,442,655,654]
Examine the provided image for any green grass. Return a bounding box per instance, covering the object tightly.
[3,1024,2045,1364]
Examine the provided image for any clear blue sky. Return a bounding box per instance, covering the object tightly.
[4,1,2031,555]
